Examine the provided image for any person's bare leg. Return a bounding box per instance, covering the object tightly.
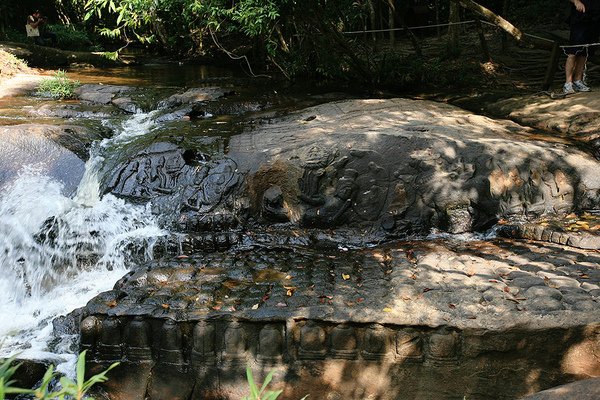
[565,54,576,83]
[573,54,587,82]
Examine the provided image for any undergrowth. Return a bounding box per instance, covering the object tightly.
[37,70,80,99]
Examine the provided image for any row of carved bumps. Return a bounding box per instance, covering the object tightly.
[80,317,462,366]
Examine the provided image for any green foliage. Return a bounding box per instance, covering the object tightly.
[47,24,95,51]
[37,70,81,99]
[243,367,283,400]
[0,350,118,400]
[242,366,308,400]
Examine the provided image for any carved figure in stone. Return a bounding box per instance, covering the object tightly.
[183,160,238,213]
[150,156,168,191]
[182,165,209,211]
[352,161,388,221]
[132,159,153,198]
[298,145,336,206]
[303,169,358,227]
[112,160,139,195]
[299,168,326,206]
[262,185,289,222]
[159,154,188,194]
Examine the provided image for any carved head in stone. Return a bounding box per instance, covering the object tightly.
[335,169,359,200]
[165,154,185,173]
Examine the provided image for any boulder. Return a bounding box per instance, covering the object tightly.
[104,99,600,239]
[519,378,600,400]
[0,124,86,195]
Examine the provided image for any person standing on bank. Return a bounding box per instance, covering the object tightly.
[564,0,600,94]
[26,10,58,47]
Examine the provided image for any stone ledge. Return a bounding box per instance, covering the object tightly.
[78,238,600,399]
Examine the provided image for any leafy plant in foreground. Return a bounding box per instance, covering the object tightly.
[37,70,80,99]
[243,366,308,400]
[0,350,118,400]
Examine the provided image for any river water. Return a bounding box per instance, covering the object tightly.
[0,112,167,374]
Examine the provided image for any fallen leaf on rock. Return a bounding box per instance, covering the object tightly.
[580,274,589,279]
[318,295,333,299]
[251,304,259,310]
[342,273,350,280]
[285,275,293,280]
[176,255,189,259]
[448,303,456,309]
[467,315,477,319]
[106,300,117,308]
[356,297,364,303]
[284,285,296,295]
[345,301,355,307]
[423,288,433,293]
[503,286,510,293]
[406,249,417,263]
[162,303,170,309]
[276,302,287,307]
[212,305,221,311]
[383,307,393,313]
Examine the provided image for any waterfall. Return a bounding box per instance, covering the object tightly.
[0,111,165,370]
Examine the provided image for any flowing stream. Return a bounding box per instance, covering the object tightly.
[0,110,165,374]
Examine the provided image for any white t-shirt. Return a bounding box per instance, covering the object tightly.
[26,15,40,37]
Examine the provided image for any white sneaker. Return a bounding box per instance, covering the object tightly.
[563,82,575,94]
[573,80,591,92]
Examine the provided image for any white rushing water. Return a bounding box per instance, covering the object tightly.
[0,111,165,373]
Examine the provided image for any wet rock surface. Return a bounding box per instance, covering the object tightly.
[105,99,600,241]
[79,237,600,399]
[483,91,600,158]
[519,377,600,400]
[0,124,86,194]
[498,212,600,250]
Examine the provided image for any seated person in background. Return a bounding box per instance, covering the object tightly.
[26,10,58,47]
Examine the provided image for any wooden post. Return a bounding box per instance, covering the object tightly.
[542,41,561,90]
[475,19,491,61]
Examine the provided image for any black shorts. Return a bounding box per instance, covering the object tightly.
[566,10,600,56]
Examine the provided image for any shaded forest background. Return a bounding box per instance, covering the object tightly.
[0,0,569,88]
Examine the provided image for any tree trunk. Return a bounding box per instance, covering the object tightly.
[453,0,521,41]
[387,0,395,46]
[397,12,422,57]
[447,2,460,56]
[501,0,510,51]
[452,0,553,50]
[367,0,377,41]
